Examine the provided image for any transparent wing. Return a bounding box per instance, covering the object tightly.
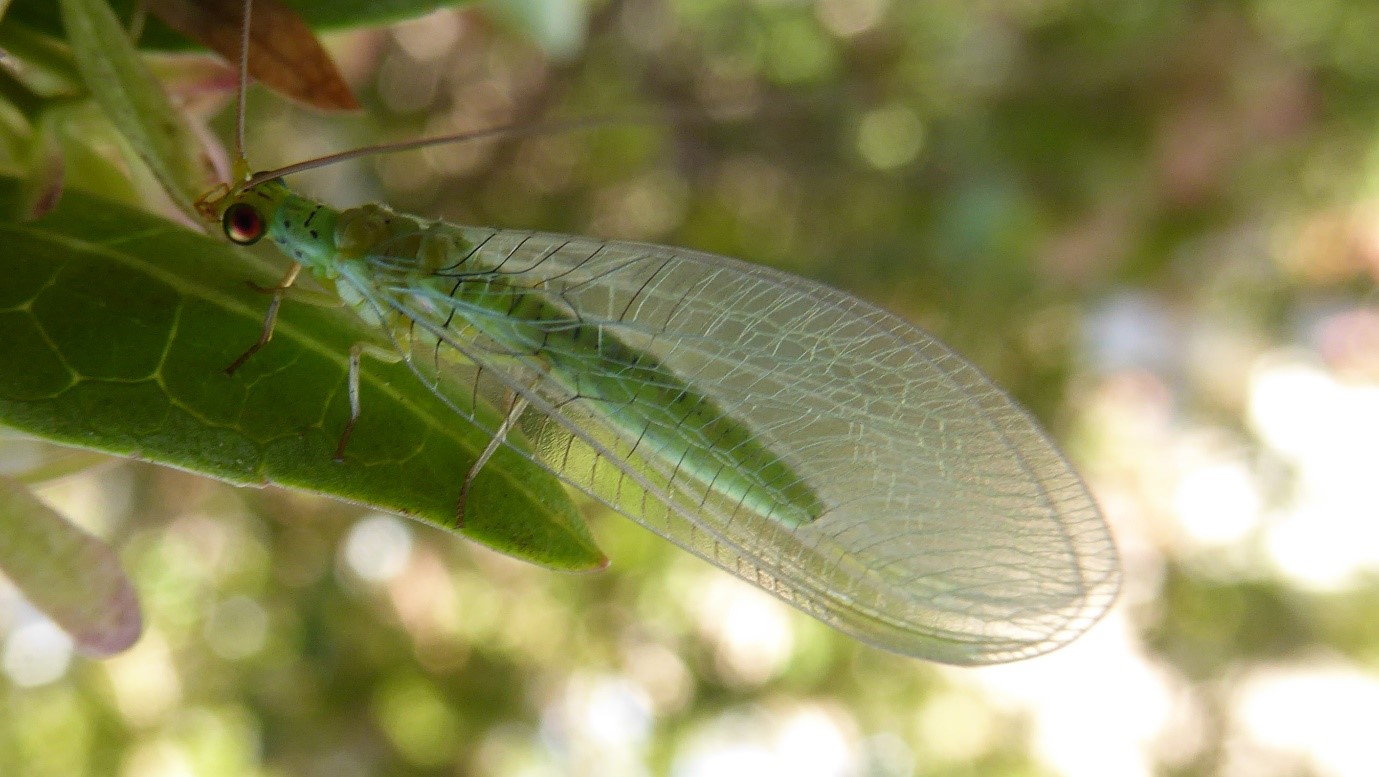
[352,226,1119,664]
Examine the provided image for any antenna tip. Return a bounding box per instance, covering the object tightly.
[231,158,253,184]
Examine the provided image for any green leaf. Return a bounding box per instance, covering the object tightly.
[0,176,606,571]
[58,0,211,219]
[6,0,475,49]
[0,474,142,657]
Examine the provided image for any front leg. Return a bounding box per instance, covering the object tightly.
[333,343,365,462]
[225,265,302,375]
[457,388,530,528]
[331,340,404,462]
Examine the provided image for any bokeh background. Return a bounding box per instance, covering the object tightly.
[4,0,1379,774]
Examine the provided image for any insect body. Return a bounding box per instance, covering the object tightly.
[220,179,823,528]
[203,170,1119,664]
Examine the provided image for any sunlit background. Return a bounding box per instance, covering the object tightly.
[4,0,1379,774]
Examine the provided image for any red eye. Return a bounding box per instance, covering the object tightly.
[223,202,265,245]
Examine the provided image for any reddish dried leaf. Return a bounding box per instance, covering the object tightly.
[146,0,359,111]
[0,475,143,658]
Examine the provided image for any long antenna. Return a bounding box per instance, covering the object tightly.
[235,0,253,175]
[221,0,767,195]
[236,114,666,191]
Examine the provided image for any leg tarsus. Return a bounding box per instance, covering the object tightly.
[457,390,529,528]
[225,265,302,375]
[244,267,301,295]
[333,344,364,462]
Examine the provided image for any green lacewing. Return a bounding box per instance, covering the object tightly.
[199,0,1119,664]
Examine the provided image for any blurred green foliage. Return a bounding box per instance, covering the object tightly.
[3,0,1379,775]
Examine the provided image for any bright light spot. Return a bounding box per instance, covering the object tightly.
[2,618,72,687]
[622,640,693,714]
[915,690,995,762]
[964,611,1168,777]
[203,595,268,660]
[1249,355,1342,461]
[32,465,125,537]
[343,514,413,583]
[777,707,853,776]
[104,632,183,726]
[1247,354,1379,588]
[589,679,652,746]
[1171,439,1262,547]
[1248,353,1379,490]
[856,105,925,170]
[474,723,562,777]
[491,0,588,60]
[589,172,688,241]
[692,576,794,686]
[128,706,261,777]
[1086,293,1178,373]
[561,675,652,747]
[392,9,461,61]
[1156,679,1211,769]
[623,640,689,712]
[816,0,889,37]
[1263,502,1379,591]
[1229,662,1379,777]
[121,738,195,777]
[860,732,915,777]
[541,674,653,774]
[674,741,776,777]
[672,705,858,777]
[1314,306,1379,374]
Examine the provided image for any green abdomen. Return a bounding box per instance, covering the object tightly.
[456,277,824,527]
